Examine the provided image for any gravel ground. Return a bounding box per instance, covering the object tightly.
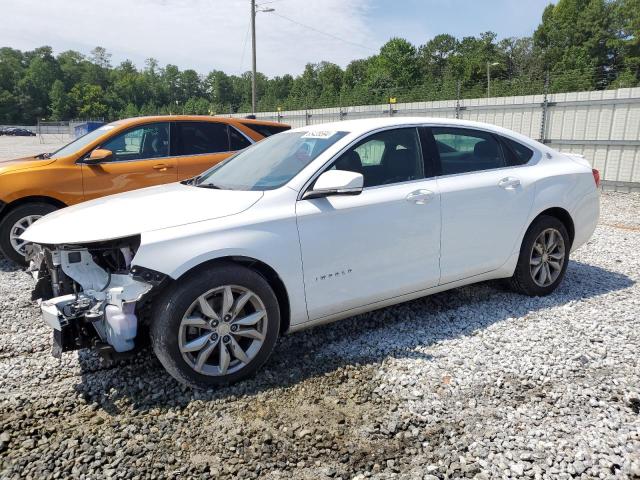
[0,191,639,480]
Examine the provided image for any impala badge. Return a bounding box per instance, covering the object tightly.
[315,269,352,282]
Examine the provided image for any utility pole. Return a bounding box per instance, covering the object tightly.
[251,0,257,115]
[486,62,490,99]
[539,70,550,143]
[250,1,274,115]
[455,80,461,119]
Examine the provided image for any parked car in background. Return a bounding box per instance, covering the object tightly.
[22,117,600,388]
[0,115,290,264]
[0,127,36,136]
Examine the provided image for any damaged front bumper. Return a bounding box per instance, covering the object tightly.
[28,240,164,359]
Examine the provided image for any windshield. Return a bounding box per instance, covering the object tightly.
[50,124,117,159]
[196,130,348,191]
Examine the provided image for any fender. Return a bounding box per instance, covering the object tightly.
[0,195,67,220]
[132,210,309,326]
[511,164,598,262]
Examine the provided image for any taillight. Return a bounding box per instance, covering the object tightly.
[592,169,601,187]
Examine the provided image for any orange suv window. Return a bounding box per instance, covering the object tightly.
[240,122,290,137]
[173,122,229,156]
[101,123,170,162]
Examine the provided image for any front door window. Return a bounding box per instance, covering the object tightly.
[100,123,170,161]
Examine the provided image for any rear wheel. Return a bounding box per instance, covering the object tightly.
[0,203,58,266]
[508,215,570,296]
[150,264,280,388]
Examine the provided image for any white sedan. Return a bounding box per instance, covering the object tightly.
[22,118,600,388]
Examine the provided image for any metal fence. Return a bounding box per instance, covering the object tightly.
[222,87,640,192]
[0,119,104,135]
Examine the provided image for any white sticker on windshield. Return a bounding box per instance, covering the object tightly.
[302,130,337,139]
[98,125,115,130]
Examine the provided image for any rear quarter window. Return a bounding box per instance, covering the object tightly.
[502,137,534,165]
[240,123,291,137]
[229,126,252,150]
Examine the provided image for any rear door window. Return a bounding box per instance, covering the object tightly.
[174,122,229,156]
[431,127,507,175]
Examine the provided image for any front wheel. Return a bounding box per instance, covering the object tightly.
[151,264,280,388]
[508,215,571,296]
[0,203,58,266]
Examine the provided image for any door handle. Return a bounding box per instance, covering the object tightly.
[152,163,173,172]
[498,177,521,190]
[406,189,434,205]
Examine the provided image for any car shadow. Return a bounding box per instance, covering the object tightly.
[74,259,633,414]
[0,256,22,273]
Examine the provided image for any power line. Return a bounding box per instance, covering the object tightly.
[238,19,251,73]
[270,11,376,53]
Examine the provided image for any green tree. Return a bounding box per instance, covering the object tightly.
[611,0,640,81]
[162,64,181,105]
[0,2,635,122]
[374,38,420,90]
[342,58,372,104]
[419,34,458,80]
[0,48,24,94]
[18,47,61,121]
[534,0,616,88]
[69,84,108,118]
[0,89,19,123]
[83,46,111,87]
[183,97,211,115]
[180,69,202,101]
[121,102,139,118]
[57,50,86,90]
[317,62,343,106]
[49,79,70,120]
[205,70,236,110]
[90,46,112,69]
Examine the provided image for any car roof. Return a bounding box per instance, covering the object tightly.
[291,117,546,149]
[111,115,286,128]
[294,117,508,134]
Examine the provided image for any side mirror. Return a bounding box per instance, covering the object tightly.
[84,148,113,164]
[302,170,364,200]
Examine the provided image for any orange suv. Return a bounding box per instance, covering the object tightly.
[0,115,290,264]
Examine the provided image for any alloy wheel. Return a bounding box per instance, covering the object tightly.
[529,228,565,287]
[9,215,41,256]
[178,285,268,376]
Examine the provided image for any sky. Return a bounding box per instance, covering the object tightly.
[1,0,553,77]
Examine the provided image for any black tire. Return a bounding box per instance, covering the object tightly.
[0,203,58,266]
[150,263,281,388]
[508,215,571,297]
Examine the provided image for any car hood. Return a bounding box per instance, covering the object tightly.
[0,156,55,175]
[21,182,264,245]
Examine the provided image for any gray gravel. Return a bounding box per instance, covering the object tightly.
[1,192,639,480]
